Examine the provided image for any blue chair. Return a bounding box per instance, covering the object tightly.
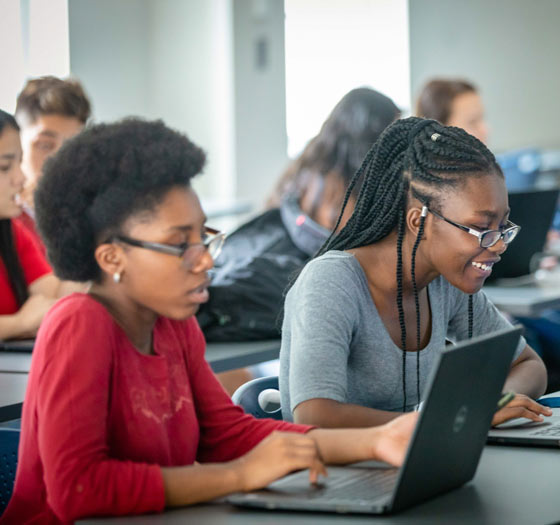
[232,376,282,420]
[0,428,20,515]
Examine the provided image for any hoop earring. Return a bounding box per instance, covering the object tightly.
[113,272,121,283]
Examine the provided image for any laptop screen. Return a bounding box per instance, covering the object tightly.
[486,188,559,281]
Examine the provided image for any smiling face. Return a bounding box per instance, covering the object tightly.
[422,173,509,294]
[0,126,25,219]
[110,186,214,320]
[20,114,84,199]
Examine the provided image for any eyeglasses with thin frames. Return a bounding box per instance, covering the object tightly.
[110,226,225,270]
[424,206,520,249]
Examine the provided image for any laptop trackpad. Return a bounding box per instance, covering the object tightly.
[265,464,398,499]
[494,418,548,429]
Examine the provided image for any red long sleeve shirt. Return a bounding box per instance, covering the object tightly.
[0,219,51,315]
[14,209,47,256]
[2,294,310,524]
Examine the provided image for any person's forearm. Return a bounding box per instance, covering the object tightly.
[307,427,381,465]
[504,358,547,399]
[0,314,32,340]
[162,462,242,507]
[294,399,401,428]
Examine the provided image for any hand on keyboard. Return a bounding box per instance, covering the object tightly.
[491,393,553,427]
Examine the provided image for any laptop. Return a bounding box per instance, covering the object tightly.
[487,404,560,448]
[486,188,559,282]
[227,327,521,515]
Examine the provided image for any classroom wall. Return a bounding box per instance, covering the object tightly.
[69,1,560,205]
[68,0,235,201]
[147,0,235,201]
[232,0,289,209]
[409,0,560,152]
[68,0,152,122]
[67,0,286,208]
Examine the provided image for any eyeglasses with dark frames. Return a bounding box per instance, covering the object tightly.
[424,206,520,249]
[111,226,225,269]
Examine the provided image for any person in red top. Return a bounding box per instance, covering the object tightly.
[2,119,417,523]
[0,110,63,340]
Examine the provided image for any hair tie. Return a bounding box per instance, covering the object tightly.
[408,118,436,143]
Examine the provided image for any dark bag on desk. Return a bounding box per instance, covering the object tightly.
[197,252,301,341]
[197,201,329,342]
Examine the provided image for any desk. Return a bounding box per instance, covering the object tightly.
[0,340,280,421]
[0,340,280,375]
[484,283,560,317]
[79,444,559,525]
[0,372,28,422]
[205,339,280,373]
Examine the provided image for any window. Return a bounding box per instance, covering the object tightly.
[284,0,410,157]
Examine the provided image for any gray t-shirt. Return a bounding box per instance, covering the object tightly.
[279,250,525,420]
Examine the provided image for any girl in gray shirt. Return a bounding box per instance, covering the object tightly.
[280,117,550,428]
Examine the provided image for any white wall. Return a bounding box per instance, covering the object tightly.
[67,0,286,208]
[0,0,25,112]
[68,0,235,202]
[27,0,70,78]
[409,0,560,152]
[232,0,288,208]
[68,0,152,122]
[148,0,235,201]
[0,0,70,112]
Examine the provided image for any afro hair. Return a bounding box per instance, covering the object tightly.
[34,118,206,282]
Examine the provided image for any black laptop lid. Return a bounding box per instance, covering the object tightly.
[487,189,559,281]
[390,327,521,512]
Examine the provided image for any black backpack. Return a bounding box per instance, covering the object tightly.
[197,208,311,341]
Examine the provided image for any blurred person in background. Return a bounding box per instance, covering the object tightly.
[197,87,400,394]
[15,75,91,250]
[415,78,488,145]
[0,109,69,340]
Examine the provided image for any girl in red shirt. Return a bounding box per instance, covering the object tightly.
[2,119,417,523]
[0,110,58,340]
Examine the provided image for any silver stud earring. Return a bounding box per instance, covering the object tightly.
[113,272,121,283]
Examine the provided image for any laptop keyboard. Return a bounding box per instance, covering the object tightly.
[531,424,560,437]
[307,468,397,501]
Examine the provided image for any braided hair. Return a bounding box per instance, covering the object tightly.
[316,117,502,411]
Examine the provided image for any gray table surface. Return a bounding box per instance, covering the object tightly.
[79,444,560,525]
[484,282,560,317]
[0,340,280,421]
[205,339,280,373]
[0,372,29,421]
[0,352,32,373]
[0,339,280,374]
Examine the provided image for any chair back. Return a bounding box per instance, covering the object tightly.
[232,376,282,420]
[0,428,20,515]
